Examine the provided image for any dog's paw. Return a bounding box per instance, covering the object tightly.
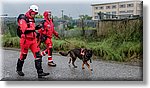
[74,66,77,68]
[68,64,71,67]
[82,67,85,69]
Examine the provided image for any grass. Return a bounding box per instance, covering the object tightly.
[53,36,142,62]
[1,35,142,63]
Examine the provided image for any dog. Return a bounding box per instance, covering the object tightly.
[59,48,93,71]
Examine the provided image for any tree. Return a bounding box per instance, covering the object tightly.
[64,15,72,20]
[79,15,92,20]
[35,14,43,18]
[53,16,59,20]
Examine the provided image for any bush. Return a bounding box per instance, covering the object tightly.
[2,34,20,48]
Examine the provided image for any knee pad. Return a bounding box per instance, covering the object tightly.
[35,58,42,62]
[35,51,42,58]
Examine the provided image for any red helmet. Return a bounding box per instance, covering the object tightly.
[43,11,51,19]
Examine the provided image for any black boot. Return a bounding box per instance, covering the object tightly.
[35,59,49,78]
[16,59,25,76]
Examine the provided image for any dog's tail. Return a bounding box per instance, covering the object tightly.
[59,51,69,56]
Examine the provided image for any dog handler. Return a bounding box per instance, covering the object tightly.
[38,11,60,67]
[16,5,49,78]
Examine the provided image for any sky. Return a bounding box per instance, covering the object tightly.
[1,0,134,19]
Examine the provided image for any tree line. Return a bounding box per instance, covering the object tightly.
[35,14,92,20]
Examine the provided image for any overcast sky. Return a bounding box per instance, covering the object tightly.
[1,0,133,19]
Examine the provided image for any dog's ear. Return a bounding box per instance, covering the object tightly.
[84,48,87,51]
[86,49,92,54]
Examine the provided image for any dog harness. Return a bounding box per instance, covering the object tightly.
[80,49,85,56]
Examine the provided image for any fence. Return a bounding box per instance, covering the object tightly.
[0,17,17,36]
[57,29,97,38]
[0,17,97,37]
[96,17,143,37]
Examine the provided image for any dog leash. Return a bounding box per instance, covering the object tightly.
[63,39,72,44]
[59,37,72,44]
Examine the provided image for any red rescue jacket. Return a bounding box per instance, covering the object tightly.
[38,11,58,39]
[18,10,36,39]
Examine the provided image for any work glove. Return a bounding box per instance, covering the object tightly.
[35,24,43,30]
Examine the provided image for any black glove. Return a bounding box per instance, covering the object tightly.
[24,30,35,34]
[35,25,43,30]
[36,32,40,38]
[41,35,48,42]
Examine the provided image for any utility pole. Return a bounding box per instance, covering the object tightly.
[61,10,64,20]
[69,14,70,20]
[81,16,85,36]
[61,10,64,30]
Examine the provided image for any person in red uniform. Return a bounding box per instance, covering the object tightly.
[16,5,49,78]
[38,11,59,66]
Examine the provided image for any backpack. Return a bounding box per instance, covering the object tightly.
[17,14,30,38]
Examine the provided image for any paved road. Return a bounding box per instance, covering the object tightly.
[1,49,142,81]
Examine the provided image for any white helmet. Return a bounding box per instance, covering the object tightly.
[29,5,38,13]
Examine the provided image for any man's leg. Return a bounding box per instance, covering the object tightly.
[45,39,56,67]
[47,44,56,67]
[30,40,49,78]
[40,49,48,56]
[16,39,29,76]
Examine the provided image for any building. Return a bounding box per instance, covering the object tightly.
[91,0,143,20]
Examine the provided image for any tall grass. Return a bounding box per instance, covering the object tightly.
[2,33,20,48]
[1,35,142,62]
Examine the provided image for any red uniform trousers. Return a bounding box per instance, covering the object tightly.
[40,38,53,62]
[19,37,40,60]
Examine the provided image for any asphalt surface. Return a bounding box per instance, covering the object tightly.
[1,49,142,81]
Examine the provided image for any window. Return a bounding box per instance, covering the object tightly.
[127,10,134,13]
[119,4,126,8]
[106,12,111,14]
[112,11,116,14]
[99,6,104,9]
[112,5,116,9]
[94,12,97,15]
[94,16,98,19]
[95,7,98,10]
[119,11,126,13]
[127,3,134,7]
[112,15,117,18]
[137,10,142,15]
[106,6,111,9]
[138,3,142,8]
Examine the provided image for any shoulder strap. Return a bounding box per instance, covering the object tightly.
[17,14,30,28]
[17,14,29,23]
